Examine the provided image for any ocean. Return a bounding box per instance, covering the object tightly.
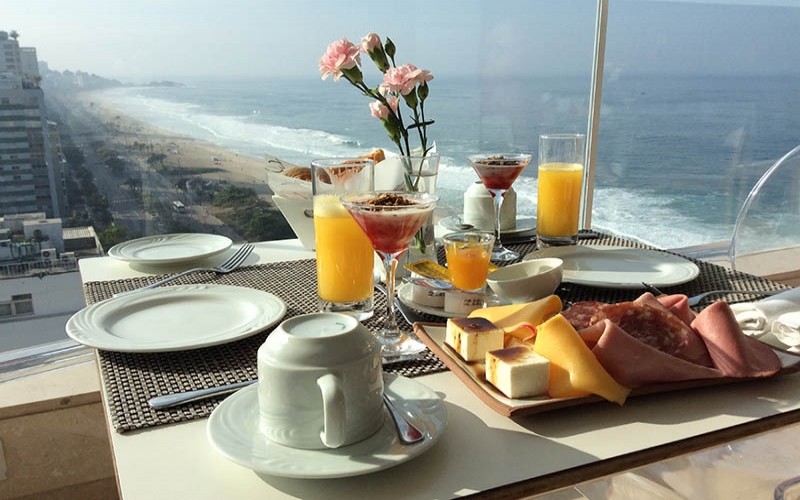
[94,74,800,251]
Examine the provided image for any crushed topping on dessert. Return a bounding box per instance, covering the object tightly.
[368,193,414,206]
[480,155,521,166]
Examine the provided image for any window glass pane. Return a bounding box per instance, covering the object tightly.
[13,299,33,315]
[2,1,601,355]
[600,0,800,249]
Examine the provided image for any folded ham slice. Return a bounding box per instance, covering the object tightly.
[691,301,781,378]
[564,293,782,388]
[583,319,722,387]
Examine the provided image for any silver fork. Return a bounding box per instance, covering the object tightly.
[642,282,782,306]
[114,243,254,297]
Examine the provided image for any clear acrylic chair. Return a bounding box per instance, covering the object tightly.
[729,144,800,282]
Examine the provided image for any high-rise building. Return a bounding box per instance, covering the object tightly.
[0,30,62,218]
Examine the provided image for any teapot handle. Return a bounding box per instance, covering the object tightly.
[317,373,346,448]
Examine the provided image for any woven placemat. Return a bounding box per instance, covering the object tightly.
[85,258,448,434]
[89,232,789,434]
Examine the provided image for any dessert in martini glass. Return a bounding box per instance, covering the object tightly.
[467,153,532,261]
[340,191,439,358]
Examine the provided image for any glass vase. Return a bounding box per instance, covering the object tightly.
[398,153,440,276]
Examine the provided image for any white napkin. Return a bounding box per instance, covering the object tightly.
[730,287,800,346]
[773,311,800,348]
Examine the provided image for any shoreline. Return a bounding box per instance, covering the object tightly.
[74,90,297,198]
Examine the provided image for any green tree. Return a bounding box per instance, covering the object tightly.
[97,224,129,249]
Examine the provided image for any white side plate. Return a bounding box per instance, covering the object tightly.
[107,233,233,265]
[524,245,699,289]
[397,282,469,319]
[207,374,447,479]
[66,284,286,352]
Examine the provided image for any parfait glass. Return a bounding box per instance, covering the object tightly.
[467,153,532,262]
[340,191,439,358]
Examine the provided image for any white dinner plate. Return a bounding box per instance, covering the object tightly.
[397,282,469,319]
[107,233,233,265]
[207,374,447,479]
[66,284,286,352]
[523,245,699,289]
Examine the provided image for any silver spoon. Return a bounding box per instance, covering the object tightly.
[383,393,424,445]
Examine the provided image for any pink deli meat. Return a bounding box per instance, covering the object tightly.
[571,293,781,388]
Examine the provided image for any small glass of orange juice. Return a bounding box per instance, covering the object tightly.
[443,231,495,291]
[537,134,586,247]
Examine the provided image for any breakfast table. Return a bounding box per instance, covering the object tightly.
[76,235,800,500]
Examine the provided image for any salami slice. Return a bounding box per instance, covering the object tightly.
[594,302,702,361]
[562,301,607,330]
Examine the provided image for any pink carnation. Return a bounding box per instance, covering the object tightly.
[386,95,399,113]
[360,33,382,53]
[319,38,362,82]
[379,64,420,96]
[369,100,389,120]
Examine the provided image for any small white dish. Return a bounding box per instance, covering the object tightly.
[486,258,564,304]
[108,233,232,265]
[207,374,447,479]
[66,284,286,352]
[523,245,700,289]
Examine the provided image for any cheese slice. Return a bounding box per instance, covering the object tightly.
[533,313,631,405]
[445,317,504,362]
[486,346,550,399]
[468,295,562,338]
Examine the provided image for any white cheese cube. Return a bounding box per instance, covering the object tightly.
[445,317,504,362]
[486,346,550,399]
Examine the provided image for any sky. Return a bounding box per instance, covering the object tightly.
[3,0,800,83]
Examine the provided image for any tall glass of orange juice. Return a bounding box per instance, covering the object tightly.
[443,231,495,291]
[311,158,375,320]
[537,134,586,246]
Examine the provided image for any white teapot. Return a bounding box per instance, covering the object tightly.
[256,313,384,449]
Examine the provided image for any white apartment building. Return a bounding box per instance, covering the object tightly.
[0,30,62,218]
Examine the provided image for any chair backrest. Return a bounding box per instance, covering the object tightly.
[729,144,800,283]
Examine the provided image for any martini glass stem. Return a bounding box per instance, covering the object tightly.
[491,189,505,248]
[488,188,518,261]
[379,250,402,345]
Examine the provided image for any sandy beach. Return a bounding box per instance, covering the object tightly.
[56,90,304,242]
[74,91,292,195]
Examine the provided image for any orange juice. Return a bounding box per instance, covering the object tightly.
[443,231,494,291]
[537,162,584,239]
[446,246,492,290]
[314,195,374,302]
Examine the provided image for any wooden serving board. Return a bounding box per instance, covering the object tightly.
[413,322,800,417]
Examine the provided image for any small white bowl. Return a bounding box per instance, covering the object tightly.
[272,195,315,249]
[486,258,564,304]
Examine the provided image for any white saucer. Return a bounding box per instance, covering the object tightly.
[438,216,536,237]
[207,374,447,479]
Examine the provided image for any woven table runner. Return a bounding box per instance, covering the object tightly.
[85,258,448,434]
[87,232,789,434]
[438,231,790,307]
